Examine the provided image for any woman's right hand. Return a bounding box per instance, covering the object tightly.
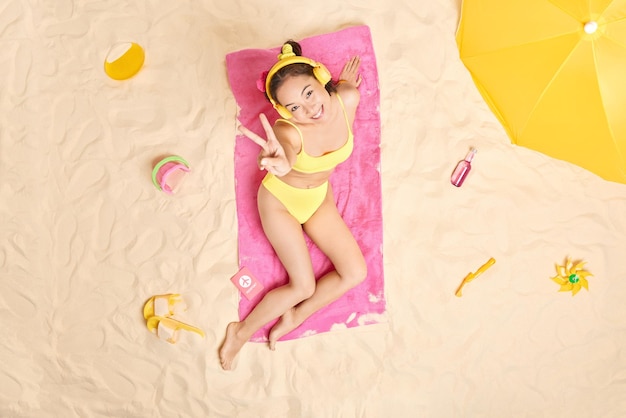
[238,113,291,177]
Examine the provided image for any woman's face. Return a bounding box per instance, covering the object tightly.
[275,74,330,123]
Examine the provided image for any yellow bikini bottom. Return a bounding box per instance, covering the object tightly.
[262,173,328,224]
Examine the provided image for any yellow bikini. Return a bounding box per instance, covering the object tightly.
[262,94,354,224]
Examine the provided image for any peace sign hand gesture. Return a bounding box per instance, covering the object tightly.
[238,113,291,177]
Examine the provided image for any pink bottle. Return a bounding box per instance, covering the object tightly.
[451,148,477,187]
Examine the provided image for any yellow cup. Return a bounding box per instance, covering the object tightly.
[104,42,145,80]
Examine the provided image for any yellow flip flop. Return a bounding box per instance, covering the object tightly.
[143,294,185,320]
[146,316,205,344]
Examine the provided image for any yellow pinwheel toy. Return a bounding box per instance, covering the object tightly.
[551,258,592,296]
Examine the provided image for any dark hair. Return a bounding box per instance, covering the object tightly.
[266,40,336,104]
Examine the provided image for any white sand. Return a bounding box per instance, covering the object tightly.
[2,1,626,417]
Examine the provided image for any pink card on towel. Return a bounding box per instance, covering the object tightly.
[226,25,386,342]
[230,266,264,301]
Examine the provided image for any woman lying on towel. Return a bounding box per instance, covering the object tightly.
[219,40,364,370]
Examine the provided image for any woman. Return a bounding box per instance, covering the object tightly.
[219,40,365,370]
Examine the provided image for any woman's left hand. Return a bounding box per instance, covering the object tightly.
[338,56,362,87]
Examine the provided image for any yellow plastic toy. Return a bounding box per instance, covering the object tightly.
[455,257,496,297]
[104,42,145,80]
[550,257,592,296]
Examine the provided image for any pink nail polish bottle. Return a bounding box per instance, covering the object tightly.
[451,148,477,187]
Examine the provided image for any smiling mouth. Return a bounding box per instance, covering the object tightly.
[312,106,323,119]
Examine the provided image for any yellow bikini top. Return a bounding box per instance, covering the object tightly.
[276,94,354,174]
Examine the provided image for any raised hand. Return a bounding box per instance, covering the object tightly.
[238,113,291,177]
[338,56,362,87]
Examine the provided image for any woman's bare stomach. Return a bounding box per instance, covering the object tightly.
[278,169,333,189]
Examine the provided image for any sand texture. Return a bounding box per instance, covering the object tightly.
[1,1,626,417]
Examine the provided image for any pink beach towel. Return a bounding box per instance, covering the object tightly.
[226,25,385,342]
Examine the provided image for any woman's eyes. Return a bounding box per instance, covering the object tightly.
[289,90,313,112]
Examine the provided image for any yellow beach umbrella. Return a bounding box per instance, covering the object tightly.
[457,0,626,184]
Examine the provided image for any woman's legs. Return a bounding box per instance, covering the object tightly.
[267,184,367,348]
[219,187,317,370]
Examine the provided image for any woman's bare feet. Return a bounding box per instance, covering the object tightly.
[218,322,247,370]
[268,307,302,350]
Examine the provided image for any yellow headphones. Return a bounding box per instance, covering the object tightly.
[265,43,332,119]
